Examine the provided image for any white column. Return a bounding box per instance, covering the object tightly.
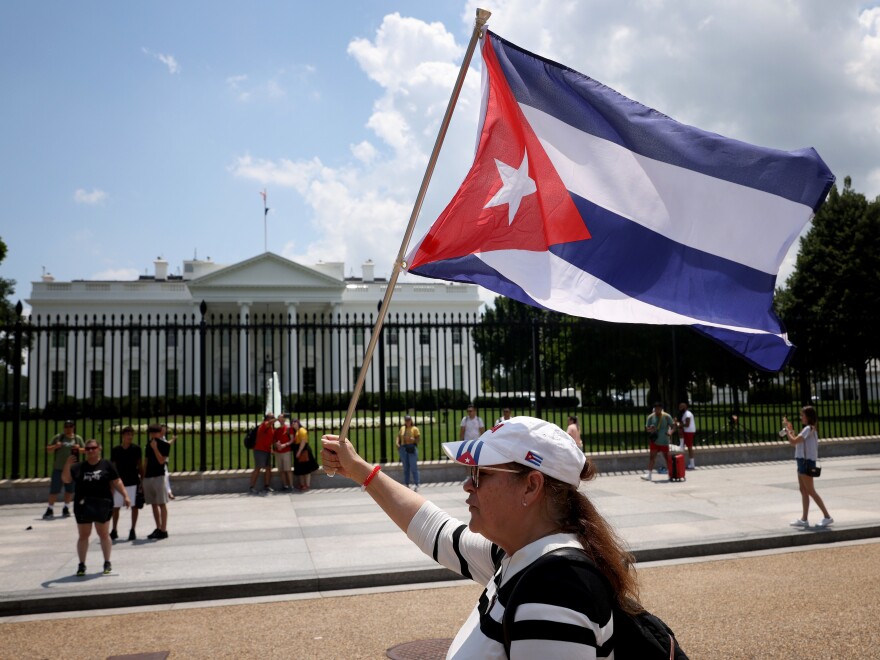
[191,303,202,396]
[286,303,298,396]
[239,303,251,395]
[329,302,340,394]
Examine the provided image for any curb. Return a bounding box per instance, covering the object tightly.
[3,525,879,618]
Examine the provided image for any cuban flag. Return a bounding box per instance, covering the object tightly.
[524,451,543,467]
[406,31,835,371]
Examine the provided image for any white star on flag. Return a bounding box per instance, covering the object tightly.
[484,149,537,225]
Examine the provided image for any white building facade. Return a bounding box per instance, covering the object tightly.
[25,253,484,408]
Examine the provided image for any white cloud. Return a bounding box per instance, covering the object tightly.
[73,188,107,205]
[142,47,180,74]
[232,2,880,283]
[90,267,139,281]
[846,7,880,92]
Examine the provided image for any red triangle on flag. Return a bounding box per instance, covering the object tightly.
[410,33,590,270]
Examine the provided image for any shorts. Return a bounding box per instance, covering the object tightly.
[681,432,695,449]
[275,452,291,471]
[113,484,137,508]
[74,497,113,524]
[253,449,272,469]
[49,469,75,495]
[649,442,670,454]
[143,476,169,505]
[796,458,817,475]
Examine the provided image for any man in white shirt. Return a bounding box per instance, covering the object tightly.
[460,404,485,441]
[677,401,697,469]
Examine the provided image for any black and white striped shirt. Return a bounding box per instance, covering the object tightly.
[407,502,615,659]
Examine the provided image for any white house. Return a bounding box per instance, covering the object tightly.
[25,253,484,407]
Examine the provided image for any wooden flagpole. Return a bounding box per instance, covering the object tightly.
[327,7,491,474]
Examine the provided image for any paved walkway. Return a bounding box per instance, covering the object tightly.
[2,454,879,617]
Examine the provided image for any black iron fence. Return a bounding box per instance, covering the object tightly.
[2,305,878,479]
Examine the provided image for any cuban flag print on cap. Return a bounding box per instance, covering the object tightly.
[406,31,835,372]
[455,439,484,465]
[524,451,543,467]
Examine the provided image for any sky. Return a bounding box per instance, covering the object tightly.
[2,0,879,314]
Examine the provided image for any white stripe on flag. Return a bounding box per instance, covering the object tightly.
[477,249,789,341]
[521,104,812,275]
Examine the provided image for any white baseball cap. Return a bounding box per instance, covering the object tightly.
[441,416,586,487]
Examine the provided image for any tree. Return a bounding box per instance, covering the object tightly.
[0,237,15,325]
[0,236,21,399]
[778,177,880,415]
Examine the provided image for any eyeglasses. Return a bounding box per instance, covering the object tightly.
[468,465,522,488]
[84,446,99,451]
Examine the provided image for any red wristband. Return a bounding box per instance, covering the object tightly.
[361,465,382,491]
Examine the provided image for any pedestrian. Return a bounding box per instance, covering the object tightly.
[291,418,319,491]
[783,406,833,528]
[43,420,84,520]
[161,425,176,500]
[459,404,485,441]
[249,413,276,494]
[495,407,512,426]
[641,402,675,481]
[320,416,645,656]
[110,425,142,541]
[274,413,294,491]
[676,401,697,470]
[142,423,170,539]
[566,415,583,450]
[396,415,421,491]
[61,439,130,576]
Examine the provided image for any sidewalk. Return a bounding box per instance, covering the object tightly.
[2,454,879,617]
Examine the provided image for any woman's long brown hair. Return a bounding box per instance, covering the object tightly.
[541,460,643,615]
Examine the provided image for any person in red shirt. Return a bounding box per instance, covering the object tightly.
[249,413,277,495]
[273,413,294,491]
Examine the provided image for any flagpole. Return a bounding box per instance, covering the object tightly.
[262,189,269,252]
[328,7,491,474]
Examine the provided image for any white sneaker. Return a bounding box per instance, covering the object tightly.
[640,473,652,481]
[789,519,808,527]
[818,517,834,528]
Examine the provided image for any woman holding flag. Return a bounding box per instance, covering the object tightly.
[321,416,663,658]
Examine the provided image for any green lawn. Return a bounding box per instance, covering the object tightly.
[2,402,877,479]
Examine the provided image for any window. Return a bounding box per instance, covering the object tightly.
[166,369,179,397]
[351,366,362,387]
[51,370,66,400]
[302,367,317,393]
[386,327,399,345]
[387,366,400,392]
[452,328,463,345]
[303,329,316,348]
[220,367,231,395]
[352,328,365,347]
[90,370,104,398]
[220,331,231,348]
[91,330,105,348]
[421,365,432,389]
[453,365,463,391]
[129,331,141,349]
[51,328,66,349]
[166,329,178,348]
[129,370,141,397]
[419,328,431,346]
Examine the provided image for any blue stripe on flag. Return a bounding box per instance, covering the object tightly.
[488,32,834,211]
[693,325,793,371]
[410,256,548,310]
[553,195,780,331]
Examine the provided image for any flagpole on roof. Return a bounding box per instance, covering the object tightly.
[328,7,491,474]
